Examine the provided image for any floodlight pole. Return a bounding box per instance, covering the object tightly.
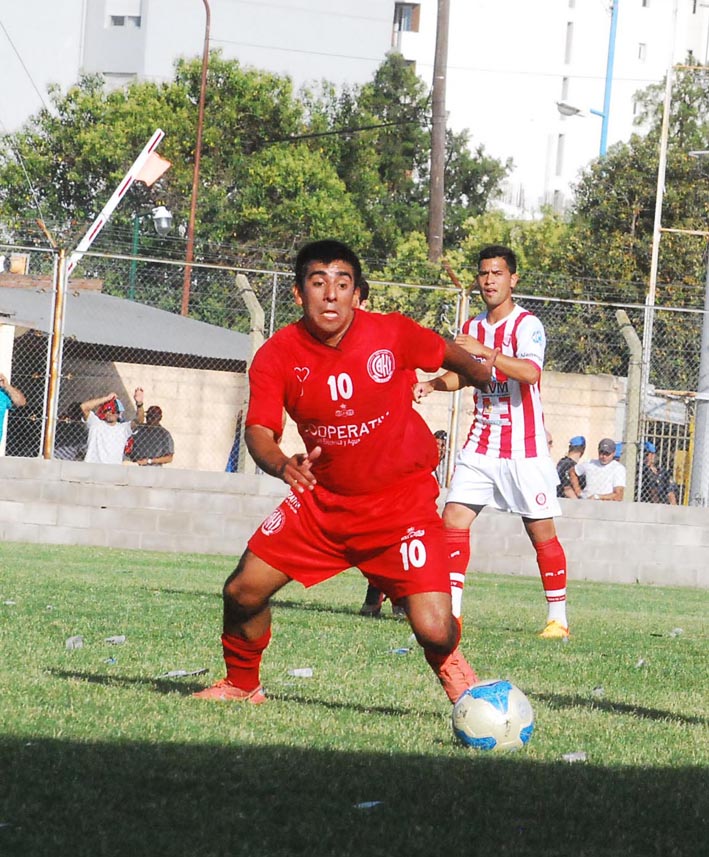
[181,0,211,317]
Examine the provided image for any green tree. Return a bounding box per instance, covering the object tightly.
[302,54,509,261]
[564,64,709,386]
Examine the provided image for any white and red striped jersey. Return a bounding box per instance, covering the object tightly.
[461,303,548,460]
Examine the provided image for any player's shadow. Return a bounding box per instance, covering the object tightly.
[47,669,436,719]
[531,690,707,727]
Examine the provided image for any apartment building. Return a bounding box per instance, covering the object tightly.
[2,1,707,217]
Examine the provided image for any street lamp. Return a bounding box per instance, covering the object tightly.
[181,0,211,317]
[555,0,618,157]
[128,205,173,300]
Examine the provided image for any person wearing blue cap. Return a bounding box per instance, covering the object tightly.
[641,441,678,504]
[556,436,586,499]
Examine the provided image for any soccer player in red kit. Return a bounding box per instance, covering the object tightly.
[416,245,570,639]
[194,239,497,704]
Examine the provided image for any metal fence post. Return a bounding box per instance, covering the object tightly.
[689,252,709,505]
[616,309,642,500]
[42,248,67,459]
[236,273,265,475]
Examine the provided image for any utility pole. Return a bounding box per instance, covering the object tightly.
[428,0,449,263]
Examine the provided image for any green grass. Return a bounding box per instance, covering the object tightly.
[0,542,707,857]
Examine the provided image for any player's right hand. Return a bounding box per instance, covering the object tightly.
[281,446,320,493]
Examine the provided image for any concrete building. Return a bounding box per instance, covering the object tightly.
[1,1,707,216]
[403,0,709,215]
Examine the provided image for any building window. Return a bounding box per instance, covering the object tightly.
[556,134,565,176]
[564,22,574,64]
[110,15,141,27]
[394,3,421,33]
[638,42,647,61]
[108,1,142,27]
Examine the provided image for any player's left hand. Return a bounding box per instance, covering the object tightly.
[413,381,433,403]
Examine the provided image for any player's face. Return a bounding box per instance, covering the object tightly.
[294,260,360,346]
[476,257,519,312]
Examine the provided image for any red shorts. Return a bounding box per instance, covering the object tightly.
[247,472,448,602]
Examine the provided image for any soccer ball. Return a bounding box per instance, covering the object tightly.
[452,679,534,752]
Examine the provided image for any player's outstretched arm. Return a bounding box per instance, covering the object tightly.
[441,340,497,391]
[455,333,539,385]
[245,425,320,493]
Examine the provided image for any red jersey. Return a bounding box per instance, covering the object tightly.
[246,309,446,495]
[461,303,548,460]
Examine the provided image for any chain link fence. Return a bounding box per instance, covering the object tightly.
[0,242,704,506]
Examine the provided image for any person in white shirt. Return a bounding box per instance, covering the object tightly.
[81,389,145,464]
[570,437,626,501]
[416,244,570,640]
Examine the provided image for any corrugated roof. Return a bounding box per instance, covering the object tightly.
[0,286,251,361]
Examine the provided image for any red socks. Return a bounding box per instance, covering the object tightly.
[445,527,470,619]
[221,628,272,691]
[534,536,567,601]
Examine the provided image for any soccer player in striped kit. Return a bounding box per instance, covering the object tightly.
[416,245,569,639]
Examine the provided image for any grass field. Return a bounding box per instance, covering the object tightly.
[0,541,707,857]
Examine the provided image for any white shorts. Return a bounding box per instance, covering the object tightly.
[446,449,562,519]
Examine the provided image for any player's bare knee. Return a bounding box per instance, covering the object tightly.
[410,615,456,652]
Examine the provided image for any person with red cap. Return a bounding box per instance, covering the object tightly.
[80,388,144,464]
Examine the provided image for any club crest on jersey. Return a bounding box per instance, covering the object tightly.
[532,330,543,344]
[261,508,286,536]
[535,492,547,506]
[367,350,395,383]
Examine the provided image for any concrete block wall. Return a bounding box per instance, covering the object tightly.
[0,457,706,589]
[469,498,708,589]
[0,457,287,557]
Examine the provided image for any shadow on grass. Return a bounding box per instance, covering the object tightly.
[532,691,708,727]
[47,669,438,718]
[0,736,705,857]
[49,670,708,728]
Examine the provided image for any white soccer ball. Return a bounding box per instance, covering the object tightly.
[452,679,535,752]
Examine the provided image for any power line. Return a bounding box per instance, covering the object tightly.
[0,17,52,112]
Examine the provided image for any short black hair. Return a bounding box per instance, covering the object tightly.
[478,244,517,274]
[294,239,363,290]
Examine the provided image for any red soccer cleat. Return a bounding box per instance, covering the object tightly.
[192,679,266,704]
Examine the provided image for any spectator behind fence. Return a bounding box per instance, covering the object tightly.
[640,441,678,504]
[225,410,244,473]
[570,437,626,501]
[556,435,586,499]
[128,405,174,467]
[54,402,88,460]
[0,372,26,443]
[81,389,144,464]
[434,429,448,488]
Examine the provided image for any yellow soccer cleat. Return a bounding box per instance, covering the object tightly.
[539,619,570,640]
